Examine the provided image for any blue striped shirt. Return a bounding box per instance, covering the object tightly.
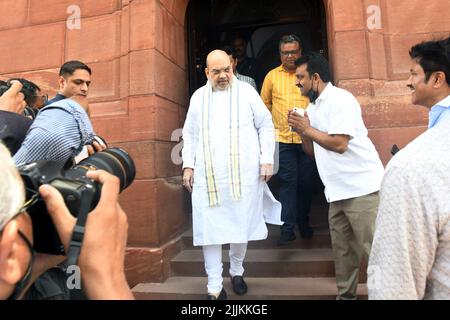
[13,99,95,165]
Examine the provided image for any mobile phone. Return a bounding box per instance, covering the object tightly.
[293,107,305,117]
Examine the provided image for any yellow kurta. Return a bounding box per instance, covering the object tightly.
[260,65,309,144]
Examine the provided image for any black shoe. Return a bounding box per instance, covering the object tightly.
[277,230,296,246]
[207,288,227,300]
[299,224,314,239]
[231,276,248,295]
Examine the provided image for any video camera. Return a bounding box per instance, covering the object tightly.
[18,147,136,255]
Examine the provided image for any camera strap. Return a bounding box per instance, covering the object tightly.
[67,184,95,267]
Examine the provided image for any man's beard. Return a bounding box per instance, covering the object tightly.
[305,87,319,104]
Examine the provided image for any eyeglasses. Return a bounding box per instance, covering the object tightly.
[280,50,300,57]
[0,188,39,232]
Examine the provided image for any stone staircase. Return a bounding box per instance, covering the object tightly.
[132,198,368,300]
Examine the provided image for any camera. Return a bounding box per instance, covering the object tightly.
[18,147,136,255]
[0,79,35,99]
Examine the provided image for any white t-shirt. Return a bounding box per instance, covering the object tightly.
[306,83,384,202]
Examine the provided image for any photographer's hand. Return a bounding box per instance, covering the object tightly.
[87,140,107,156]
[0,80,26,114]
[39,170,134,300]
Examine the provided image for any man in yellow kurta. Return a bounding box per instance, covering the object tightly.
[261,35,317,244]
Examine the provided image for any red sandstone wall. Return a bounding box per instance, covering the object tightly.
[325,0,450,164]
[0,0,190,286]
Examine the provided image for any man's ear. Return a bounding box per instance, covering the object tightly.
[204,68,209,78]
[433,71,446,88]
[0,221,23,285]
[313,73,320,82]
[58,76,66,91]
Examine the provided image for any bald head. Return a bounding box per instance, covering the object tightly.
[206,50,230,68]
[205,50,234,90]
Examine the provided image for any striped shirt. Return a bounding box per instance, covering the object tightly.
[236,72,257,90]
[13,99,95,165]
[260,65,309,143]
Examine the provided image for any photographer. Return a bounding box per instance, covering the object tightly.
[0,143,133,300]
[0,81,32,155]
[10,78,47,119]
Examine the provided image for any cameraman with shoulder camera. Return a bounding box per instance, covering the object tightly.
[0,143,133,300]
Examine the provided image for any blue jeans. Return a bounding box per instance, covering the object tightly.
[278,143,317,232]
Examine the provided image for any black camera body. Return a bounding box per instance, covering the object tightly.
[18,147,136,255]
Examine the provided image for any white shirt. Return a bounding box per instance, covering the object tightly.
[368,105,450,300]
[306,83,384,202]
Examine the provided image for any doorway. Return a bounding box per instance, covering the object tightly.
[186,0,328,95]
[185,0,329,235]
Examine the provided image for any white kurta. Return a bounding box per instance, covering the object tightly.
[182,80,281,246]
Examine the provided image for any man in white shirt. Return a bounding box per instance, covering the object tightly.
[368,37,450,300]
[288,52,384,300]
[182,50,281,300]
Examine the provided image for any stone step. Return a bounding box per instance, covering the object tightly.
[181,225,332,250]
[133,277,367,300]
[171,248,338,278]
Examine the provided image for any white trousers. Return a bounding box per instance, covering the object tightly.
[202,243,248,293]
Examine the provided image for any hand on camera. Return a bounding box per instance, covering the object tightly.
[39,169,133,300]
[0,80,26,115]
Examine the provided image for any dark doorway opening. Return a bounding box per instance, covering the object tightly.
[186,0,328,95]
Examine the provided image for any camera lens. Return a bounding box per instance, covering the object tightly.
[77,147,136,191]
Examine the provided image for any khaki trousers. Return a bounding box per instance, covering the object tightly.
[328,192,379,299]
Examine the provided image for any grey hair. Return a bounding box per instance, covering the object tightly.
[0,143,25,231]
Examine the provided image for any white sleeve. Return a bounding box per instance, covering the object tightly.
[182,91,200,170]
[327,92,359,138]
[248,84,275,165]
[368,164,438,300]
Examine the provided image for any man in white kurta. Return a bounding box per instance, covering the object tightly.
[182,50,280,299]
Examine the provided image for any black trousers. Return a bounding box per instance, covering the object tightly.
[277,142,317,232]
